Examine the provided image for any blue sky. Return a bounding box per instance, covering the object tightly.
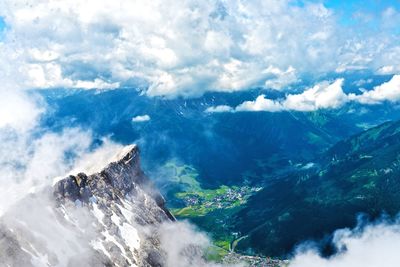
[325,0,400,11]
[0,17,5,38]
[326,0,400,25]
[293,0,400,26]
[0,16,5,28]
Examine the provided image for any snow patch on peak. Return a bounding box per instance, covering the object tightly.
[120,222,141,252]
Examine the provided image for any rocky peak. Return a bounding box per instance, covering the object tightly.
[54,145,174,221]
[0,145,175,266]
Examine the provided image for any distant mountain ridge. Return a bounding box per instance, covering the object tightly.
[327,120,400,161]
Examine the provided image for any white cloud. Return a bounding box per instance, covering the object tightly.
[0,127,87,215]
[74,78,120,90]
[283,79,347,111]
[290,219,400,267]
[353,78,373,87]
[208,75,400,112]
[377,65,396,75]
[0,87,127,216]
[236,95,284,112]
[349,75,400,104]
[205,105,234,113]
[132,114,151,122]
[0,0,399,97]
[0,89,44,131]
[158,221,213,267]
[263,66,300,90]
[214,79,348,113]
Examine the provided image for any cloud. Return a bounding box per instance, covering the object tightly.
[207,75,400,113]
[283,79,347,111]
[0,0,399,97]
[263,66,300,90]
[157,221,223,267]
[349,74,400,104]
[0,89,44,132]
[132,114,151,122]
[353,78,373,87]
[205,105,234,113]
[236,95,284,112]
[208,79,348,113]
[0,88,125,216]
[290,217,400,267]
[0,126,100,216]
[1,192,101,266]
[377,65,396,75]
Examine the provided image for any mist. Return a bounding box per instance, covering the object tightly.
[290,216,400,267]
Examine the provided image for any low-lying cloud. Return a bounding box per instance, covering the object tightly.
[207,75,400,113]
[157,221,236,267]
[206,78,347,112]
[0,90,44,131]
[349,74,400,104]
[132,114,151,123]
[0,88,126,215]
[290,217,400,267]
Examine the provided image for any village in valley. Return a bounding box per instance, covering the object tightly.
[172,184,262,217]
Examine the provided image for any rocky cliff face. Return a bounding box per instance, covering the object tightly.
[0,145,175,267]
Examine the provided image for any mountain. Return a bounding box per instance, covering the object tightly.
[35,88,400,259]
[0,145,176,266]
[232,119,400,256]
[326,120,400,161]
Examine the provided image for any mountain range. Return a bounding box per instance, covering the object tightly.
[233,119,400,256]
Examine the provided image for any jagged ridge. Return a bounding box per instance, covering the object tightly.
[0,145,175,267]
[54,145,174,221]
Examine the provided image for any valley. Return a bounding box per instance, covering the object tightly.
[3,2,400,266]
[163,162,262,254]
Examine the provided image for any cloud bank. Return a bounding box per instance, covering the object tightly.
[207,75,400,113]
[0,0,400,97]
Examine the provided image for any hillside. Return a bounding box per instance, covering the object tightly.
[232,119,400,256]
